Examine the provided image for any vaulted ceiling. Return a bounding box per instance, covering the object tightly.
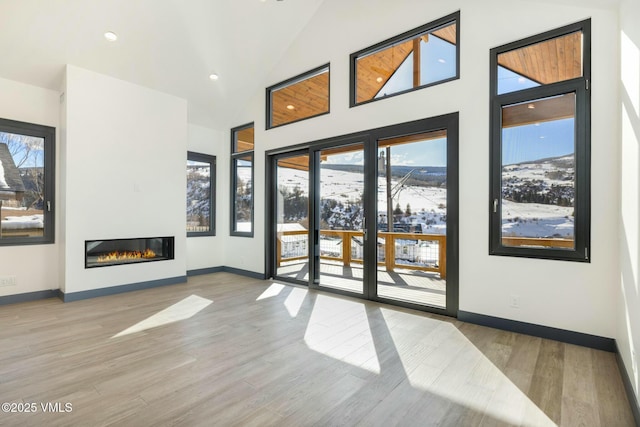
[0,0,620,132]
[0,0,325,130]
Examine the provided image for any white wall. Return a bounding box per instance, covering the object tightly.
[228,0,620,338]
[61,65,188,294]
[618,0,640,408]
[0,77,60,297]
[186,123,228,271]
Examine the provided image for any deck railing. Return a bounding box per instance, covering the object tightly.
[277,229,446,279]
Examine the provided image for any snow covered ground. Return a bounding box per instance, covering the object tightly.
[1,214,43,230]
[501,155,574,238]
[276,166,445,212]
[501,199,573,238]
[265,159,574,239]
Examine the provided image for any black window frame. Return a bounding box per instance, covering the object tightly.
[0,117,55,246]
[349,11,460,108]
[489,19,591,262]
[266,63,330,130]
[230,123,254,237]
[186,151,216,237]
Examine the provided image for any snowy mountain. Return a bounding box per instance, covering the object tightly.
[501,155,574,239]
[276,165,447,233]
[263,152,576,240]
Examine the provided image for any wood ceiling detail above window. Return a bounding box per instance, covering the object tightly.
[235,126,254,153]
[350,13,459,107]
[268,65,330,129]
[355,22,458,104]
[497,31,582,85]
[502,93,576,128]
[356,40,414,104]
[432,23,457,45]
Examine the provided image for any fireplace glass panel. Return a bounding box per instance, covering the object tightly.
[85,237,174,268]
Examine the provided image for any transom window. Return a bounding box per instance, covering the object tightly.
[490,20,590,262]
[350,12,459,106]
[267,64,329,129]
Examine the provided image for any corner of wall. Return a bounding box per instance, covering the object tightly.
[618,0,640,413]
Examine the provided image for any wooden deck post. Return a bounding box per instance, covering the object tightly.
[342,231,352,266]
[439,236,446,280]
[276,236,282,267]
[385,233,395,272]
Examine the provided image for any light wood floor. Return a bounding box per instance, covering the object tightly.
[0,272,634,426]
[278,261,446,308]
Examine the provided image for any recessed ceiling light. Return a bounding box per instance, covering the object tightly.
[527,103,535,109]
[104,31,118,42]
[437,58,446,63]
[376,77,383,83]
[286,104,295,110]
[518,77,526,83]
[209,73,219,81]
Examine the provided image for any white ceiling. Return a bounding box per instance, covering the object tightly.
[0,0,325,129]
[0,0,622,130]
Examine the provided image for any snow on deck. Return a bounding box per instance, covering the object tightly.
[1,215,44,230]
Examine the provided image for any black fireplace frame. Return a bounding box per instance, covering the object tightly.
[85,236,175,269]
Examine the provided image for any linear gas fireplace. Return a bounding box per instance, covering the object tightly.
[85,237,174,268]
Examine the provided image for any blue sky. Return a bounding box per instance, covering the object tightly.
[499,67,575,165]
[502,118,575,165]
[376,35,456,98]
[379,139,447,167]
[497,66,540,94]
[324,138,446,167]
[0,132,44,168]
[326,53,575,167]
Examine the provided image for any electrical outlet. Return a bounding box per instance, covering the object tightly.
[509,294,520,309]
[0,276,17,287]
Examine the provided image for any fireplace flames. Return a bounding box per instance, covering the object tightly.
[97,248,156,263]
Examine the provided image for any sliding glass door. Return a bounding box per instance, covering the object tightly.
[314,143,365,295]
[267,114,458,316]
[376,131,449,309]
[274,153,310,284]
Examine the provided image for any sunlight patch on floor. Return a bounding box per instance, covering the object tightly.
[256,283,286,300]
[284,287,308,317]
[111,295,213,338]
[304,294,380,374]
[378,309,554,426]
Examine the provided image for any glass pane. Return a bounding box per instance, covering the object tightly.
[0,132,45,239]
[318,144,365,294]
[501,93,576,249]
[356,21,457,103]
[276,155,309,280]
[186,159,211,233]
[270,67,329,128]
[234,126,254,153]
[376,131,447,308]
[497,31,583,95]
[234,155,253,233]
